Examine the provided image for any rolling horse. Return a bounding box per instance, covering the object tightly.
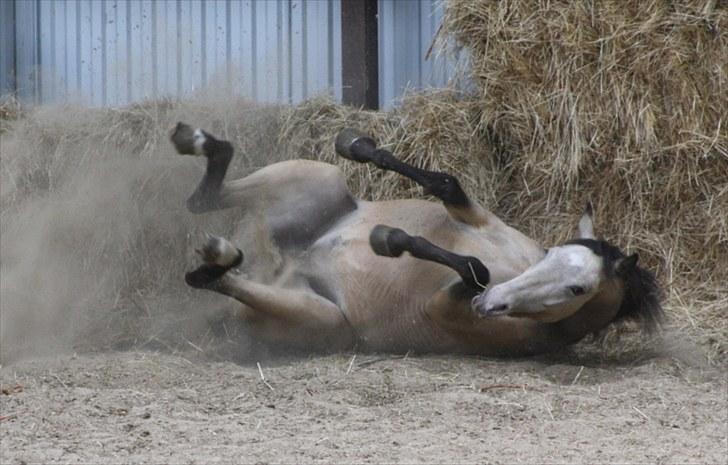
[170,123,662,356]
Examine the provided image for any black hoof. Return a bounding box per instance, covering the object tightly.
[335,128,377,163]
[369,225,407,258]
[185,264,228,289]
[171,122,196,155]
[462,257,490,290]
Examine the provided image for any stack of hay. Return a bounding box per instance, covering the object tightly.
[283,1,727,360]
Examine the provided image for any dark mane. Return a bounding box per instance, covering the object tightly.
[566,238,664,332]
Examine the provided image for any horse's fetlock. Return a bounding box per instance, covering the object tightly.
[424,173,470,207]
[371,149,390,168]
[185,265,225,289]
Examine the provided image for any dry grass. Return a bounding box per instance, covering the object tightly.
[445,0,728,362]
[0,96,23,133]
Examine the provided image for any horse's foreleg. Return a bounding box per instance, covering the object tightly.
[335,129,493,227]
[369,224,490,292]
[186,235,352,334]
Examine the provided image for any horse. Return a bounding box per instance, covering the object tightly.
[169,123,662,356]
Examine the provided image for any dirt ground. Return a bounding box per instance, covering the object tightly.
[1,345,725,464]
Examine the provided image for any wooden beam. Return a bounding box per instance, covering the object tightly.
[340,0,379,109]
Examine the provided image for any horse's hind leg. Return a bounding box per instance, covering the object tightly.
[171,123,234,213]
[335,129,494,227]
[171,122,357,248]
[186,235,354,349]
[221,160,357,248]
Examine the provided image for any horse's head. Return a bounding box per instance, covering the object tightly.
[473,204,663,331]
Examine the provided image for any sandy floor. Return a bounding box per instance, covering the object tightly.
[1,349,725,464]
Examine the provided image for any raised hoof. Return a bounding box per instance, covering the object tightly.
[334,128,377,163]
[186,235,244,289]
[170,122,197,155]
[462,258,490,290]
[369,225,406,258]
[197,234,244,268]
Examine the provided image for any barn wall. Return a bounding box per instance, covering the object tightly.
[0,0,16,97]
[378,0,455,108]
[5,0,453,108]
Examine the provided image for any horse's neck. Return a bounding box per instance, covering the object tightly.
[552,279,625,344]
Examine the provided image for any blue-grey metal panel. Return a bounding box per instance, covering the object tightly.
[0,0,16,96]
[8,0,457,108]
[378,0,454,108]
[11,0,342,107]
[14,0,39,103]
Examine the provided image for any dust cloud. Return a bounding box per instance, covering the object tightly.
[0,98,286,364]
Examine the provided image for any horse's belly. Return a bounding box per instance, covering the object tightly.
[309,235,457,352]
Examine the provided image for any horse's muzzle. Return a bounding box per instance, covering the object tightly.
[471,291,509,318]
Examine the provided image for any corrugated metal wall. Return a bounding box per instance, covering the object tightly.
[10,0,342,106]
[0,1,15,96]
[3,0,454,108]
[378,0,454,107]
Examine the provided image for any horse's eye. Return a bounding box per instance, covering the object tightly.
[568,285,586,296]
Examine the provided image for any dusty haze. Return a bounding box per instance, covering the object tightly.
[0,98,288,363]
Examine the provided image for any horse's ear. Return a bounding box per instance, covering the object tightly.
[614,253,639,277]
[576,201,595,239]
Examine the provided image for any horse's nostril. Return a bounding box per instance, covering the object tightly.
[488,304,508,313]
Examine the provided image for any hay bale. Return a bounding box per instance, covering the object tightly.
[281,90,504,204]
[0,96,23,133]
[440,0,728,359]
